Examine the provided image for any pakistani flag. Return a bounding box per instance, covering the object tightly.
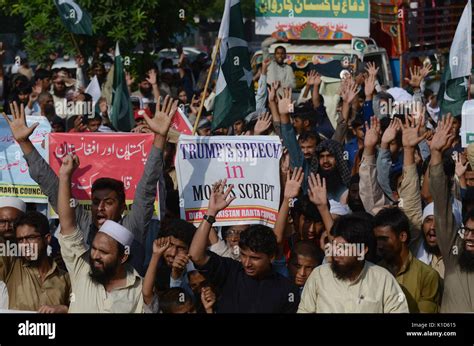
[54,0,93,36]
[110,42,134,132]
[438,0,472,116]
[212,0,255,130]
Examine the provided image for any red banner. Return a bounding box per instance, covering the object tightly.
[171,108,193,135]
[48,133,158,217]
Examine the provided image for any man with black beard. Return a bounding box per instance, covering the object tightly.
[57,154,147,313]
[312,139,351,203]
[278,87,350,203]
[429,114,474,312]
[131,69,160,105]
[298,214,408,313]
[410,203,445,279]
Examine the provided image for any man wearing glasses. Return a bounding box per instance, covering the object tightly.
[0,197,26,242]
[0,206,71,312]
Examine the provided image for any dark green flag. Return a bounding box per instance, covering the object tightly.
[212,0,255,130]
[110,42,134,132]
[54,0,93,36]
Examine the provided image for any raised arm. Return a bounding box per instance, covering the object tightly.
[359,116,389,215]
[254,112,272,136]
[255,58,270,110]
[429,115,457,259]
[274,168,303,254]
[333,79,358,143]
[308,173,334,236]
[146,69,161,104]
[189,180,236,266]
[124,96,178,243]
[58,154,80,235]
[377,118,401,201]
[2,102,38,156]
[399,113,428,243]
[268,81,281,137]
[278,88,305,169]
[261,37,277,61]
[143,236,170,305]
[310,71,323,109]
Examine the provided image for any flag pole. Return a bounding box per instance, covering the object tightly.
[69,33,81,56]
[469,76,472,100]
[192,37,221,135]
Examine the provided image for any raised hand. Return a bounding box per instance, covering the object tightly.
[208,179,236,216]
[364,73,377,100]
[262,58,271,75]
[284,167,304,199]
[430,115,455,152]
[59,154,80,178]
[29,92,39,105]
[142,95,178,136]
[381,117,401,148]
[73,115,88,133]
[99,99,108,116]
[306,70,321,87]
[364,116,381,149]
[420,62,433,79]
[455,152,469,178]
[146,69,157,86]
[267,81,280,103]
[152,236,171,257]
[125,71,135,87]
[402,113,428,148]
[201,286,216,313]
[308,173,328,207]
[277,87,294,115]
[365,61,379,77]
[171,253,190,279]
[341,79,358,104]
[33,79,43,94]
[189,94,199,115]
[2,102,39,143]
[404,65,424,89]
[254,112,272,135]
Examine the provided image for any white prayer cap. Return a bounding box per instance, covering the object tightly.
[98,220,134,248]
[329,200,350,216]
[422,203,434,222]
[0,197,26,213]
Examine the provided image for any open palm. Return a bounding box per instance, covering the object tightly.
[2,102,38,143]
[143,95,178,136]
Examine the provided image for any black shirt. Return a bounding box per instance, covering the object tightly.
[196,251,300,313]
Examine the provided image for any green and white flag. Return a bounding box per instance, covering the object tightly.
[438,0,472,116]
[110,42,134,132]
[54,0,93,36]
[212,0,255,130]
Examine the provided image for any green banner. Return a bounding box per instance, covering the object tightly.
[256,0,369,19]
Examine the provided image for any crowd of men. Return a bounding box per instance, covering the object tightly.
[0,37,473,313]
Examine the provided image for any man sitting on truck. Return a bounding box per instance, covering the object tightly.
[261,37,295,89]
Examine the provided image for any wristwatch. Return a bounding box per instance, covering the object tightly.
[203,214,216,225]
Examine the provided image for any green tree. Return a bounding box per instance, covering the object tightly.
[0,0,255,64]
